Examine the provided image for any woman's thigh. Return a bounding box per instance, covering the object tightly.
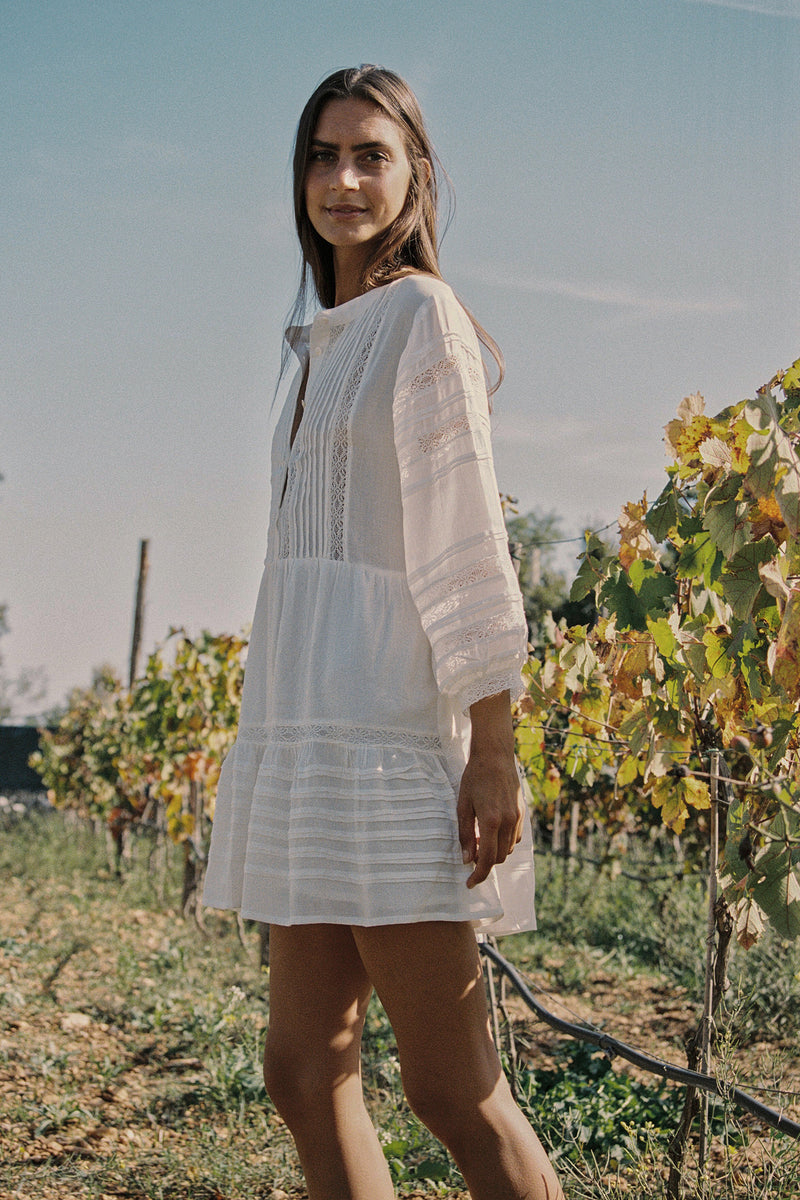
[351,921,502,1110]
[265,923,374,1089]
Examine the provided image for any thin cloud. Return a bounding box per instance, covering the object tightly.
[683,0,800,18]
[464,265,744,317]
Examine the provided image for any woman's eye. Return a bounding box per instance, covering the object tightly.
[309,150,334,163]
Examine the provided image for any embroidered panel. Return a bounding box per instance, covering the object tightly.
[238,722,443,752]
[395,348,483,405]
[329,299,390,560]
[418,414,472,455]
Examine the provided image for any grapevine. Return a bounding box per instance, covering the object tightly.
[515,360,800,944]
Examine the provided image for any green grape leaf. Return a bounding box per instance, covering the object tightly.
[648,616,676,660]
[703,628,732,678]
[783,358,800,393]
[752,861,800,940]
[676,529,720,587]
[703,475,751,558]
[719,537,778,621]
[570,554,600,602]
[628,559,676,615]
[646,483,680,543]
[599,570,646,632]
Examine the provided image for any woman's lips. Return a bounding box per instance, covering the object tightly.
[327,205,367,217]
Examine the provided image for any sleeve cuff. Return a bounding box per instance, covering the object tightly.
[458,665,527,717]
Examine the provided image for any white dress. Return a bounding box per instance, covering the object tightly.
[203,274,536,933]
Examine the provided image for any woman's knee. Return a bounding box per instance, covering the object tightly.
[402,1068,472,1144]
[402,1062,511,1152]
[263,1031,360,1127]
[263,1035,319,1123]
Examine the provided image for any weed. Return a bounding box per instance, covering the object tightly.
[516,1042,687,1166]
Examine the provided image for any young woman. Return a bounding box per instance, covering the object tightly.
[204,65,564,1200]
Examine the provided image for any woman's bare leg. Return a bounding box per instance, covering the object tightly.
[263,923,394,1200]
[352,921,564,1200]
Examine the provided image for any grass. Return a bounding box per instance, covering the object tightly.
[0,811,798,1199]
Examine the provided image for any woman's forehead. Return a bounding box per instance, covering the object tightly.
[312,96,404,146]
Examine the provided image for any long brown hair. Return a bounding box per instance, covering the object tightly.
[285,65,504,392]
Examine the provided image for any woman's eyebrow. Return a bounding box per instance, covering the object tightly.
[310,138,390,151]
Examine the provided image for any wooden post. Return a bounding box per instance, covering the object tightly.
[567,797,580,873]
[552,794,563,854]
[699,751,720,1168]
[530,545,541,588]
[129,539,149,689]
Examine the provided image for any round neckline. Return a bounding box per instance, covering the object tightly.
[317,277,405,324]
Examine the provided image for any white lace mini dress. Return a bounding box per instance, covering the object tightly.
[203,274,536,933]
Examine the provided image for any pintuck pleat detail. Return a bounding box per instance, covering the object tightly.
[206,735,505,928]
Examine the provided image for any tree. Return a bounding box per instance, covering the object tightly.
[0,474,47,724]
[0,605,47,725]
[504,508,573,643]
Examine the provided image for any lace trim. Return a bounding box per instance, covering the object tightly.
[238,723,443,752]
[460,669,524,713]
[327,323,347,348]
[278,461,298,559]
[396,350,483,403]
[437,611,521,655]
[330,301,389,560]
[418,414,472,454]
[421,556,497,603]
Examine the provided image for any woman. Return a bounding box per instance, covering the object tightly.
[204,65,563,1200]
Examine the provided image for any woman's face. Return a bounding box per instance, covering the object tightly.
[304,96,413,263]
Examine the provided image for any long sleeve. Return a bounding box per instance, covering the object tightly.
[392,290,528,714]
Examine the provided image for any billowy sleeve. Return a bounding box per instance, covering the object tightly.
[392,291,528,713]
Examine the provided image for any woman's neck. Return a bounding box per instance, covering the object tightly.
[332,246,368,307]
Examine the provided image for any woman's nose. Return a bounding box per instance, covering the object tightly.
[333,161,358,189]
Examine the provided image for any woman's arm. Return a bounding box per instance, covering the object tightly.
[392,290,528,716]
[458,689,524,889]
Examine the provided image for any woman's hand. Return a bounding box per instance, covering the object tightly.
[457,690,524,889]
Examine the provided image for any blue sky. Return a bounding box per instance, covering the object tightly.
[2,0,798,715]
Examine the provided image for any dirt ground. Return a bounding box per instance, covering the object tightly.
[1,867,798,1199]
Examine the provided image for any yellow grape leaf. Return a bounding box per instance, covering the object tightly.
[728,416,752,473]
[681,775,710,811]
[618,496,657,570]
[166,793,184,819]
[610,638,656,699]
[647,737,691,780]
[616,754,640,787]
[651,777,689,834]
[676,416,714,461]
[751,493,789,544]
[542,767,562,802]
[664,419,684,458]
[745,393,800,535]
[714,675,752,745]
[665,393,707,460]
